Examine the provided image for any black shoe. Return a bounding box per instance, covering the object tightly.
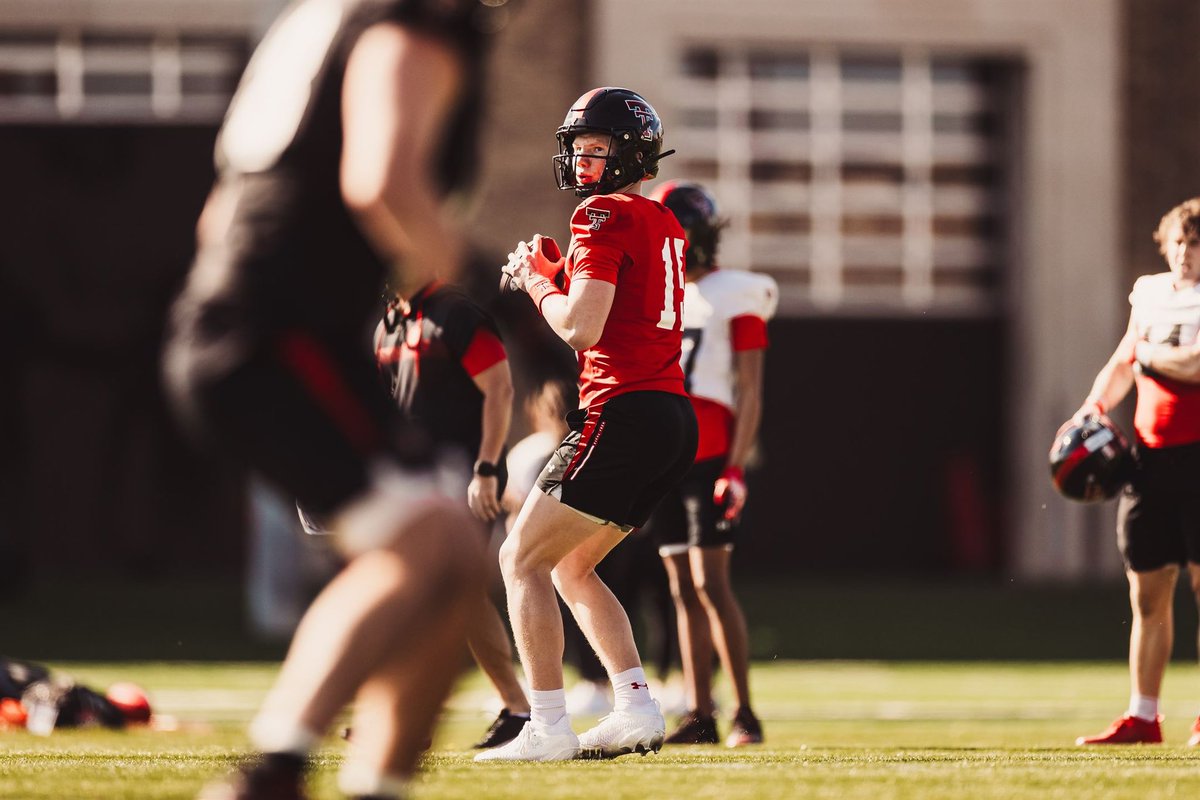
[472,708,529,749]
[725,706,763,747]
[664,711,719,745]
[197,753,308,800]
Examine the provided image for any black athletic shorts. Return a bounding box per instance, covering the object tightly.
[536,391,698,530]
[645,456,737,554]
[165,302,433,518]
[1116,441,1200,572]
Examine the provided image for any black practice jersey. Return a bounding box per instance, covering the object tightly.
[192,0,485,341]
[374,282,506,457]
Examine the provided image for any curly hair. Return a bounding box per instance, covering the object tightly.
[1153,197,1200,256]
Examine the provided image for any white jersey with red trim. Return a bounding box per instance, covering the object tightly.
[1129,271,1200,447]
[682,268,778,411]
[1130,272,1200,345]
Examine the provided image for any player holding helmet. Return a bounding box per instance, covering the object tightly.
[477,87,698,762]
[644,181,776,748]
[1071,197,1200,746]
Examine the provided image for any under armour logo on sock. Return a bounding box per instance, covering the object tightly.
[630,682,649,690]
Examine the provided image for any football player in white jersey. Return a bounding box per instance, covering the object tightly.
[645,182,777,747]
[1072,197,1200,746]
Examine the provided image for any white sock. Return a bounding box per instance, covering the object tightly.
[248,712,320,757]
[529,688,567,727]
[338,762,408,799]
[1128,694,1159,722]
[611,667,654,711]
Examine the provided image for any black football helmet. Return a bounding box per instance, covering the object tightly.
[1048,414,1133,502]
[648,181,724,269]
[553,87,675,197]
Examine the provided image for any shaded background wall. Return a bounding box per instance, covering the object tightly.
[0,0,1198,596]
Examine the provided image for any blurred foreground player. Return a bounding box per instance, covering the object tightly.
[1071,197,1200,746]
[645,181,776,747]
[476,87,697,762]
[164,1,506,797]
[374,279,531,747]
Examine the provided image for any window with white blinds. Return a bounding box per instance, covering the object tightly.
[0,31,245,123]
[669,46,1015,316]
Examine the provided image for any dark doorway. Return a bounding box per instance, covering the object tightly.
[0,125,245,583]
[738,316,1008,576]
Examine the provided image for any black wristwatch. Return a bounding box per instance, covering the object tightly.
[474,460,500,477]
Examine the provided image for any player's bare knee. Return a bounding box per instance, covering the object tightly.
[694,569,730,605]
[665,569,694,602]
[1131,591,1168,621]
[500,531,557,583]
[549,561,591,599]
[497,535,522,582]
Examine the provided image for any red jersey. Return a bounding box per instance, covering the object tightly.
[566,193,688,409]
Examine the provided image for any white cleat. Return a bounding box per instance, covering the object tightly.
[577,702,665,759]
[473,716,579,762]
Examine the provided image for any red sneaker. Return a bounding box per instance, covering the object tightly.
[1187,717,1200,747]
[1075,715,1162,745]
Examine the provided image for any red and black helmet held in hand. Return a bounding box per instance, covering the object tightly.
[1048,414,1133,502]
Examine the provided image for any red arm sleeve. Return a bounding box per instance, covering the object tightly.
[460,328,507,377]
[730,314,769,352]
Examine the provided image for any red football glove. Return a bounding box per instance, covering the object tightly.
[530,234,563,280]
[713,465,747,521]
[500,234,564,292]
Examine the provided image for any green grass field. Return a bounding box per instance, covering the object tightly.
[3,660,1200,799]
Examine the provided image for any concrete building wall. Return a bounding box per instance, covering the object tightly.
[1123,0,1200,280]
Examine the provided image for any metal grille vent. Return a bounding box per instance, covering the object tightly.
[670,46,1015,316]
[0,30,246,123]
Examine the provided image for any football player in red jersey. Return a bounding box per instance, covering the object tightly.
[644,182,777,748]
[476,88,698,762]
[1072,198,1200,747]
[164,2,508,798]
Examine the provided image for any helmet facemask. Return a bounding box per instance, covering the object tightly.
[553,129,651,197]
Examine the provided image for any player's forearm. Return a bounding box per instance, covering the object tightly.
[727,349,765,468]
[536,294,584,349]
[1138,343,1200,383]
[1084,358,1135,411]
[727,393,761,470]
[477,384,513,464]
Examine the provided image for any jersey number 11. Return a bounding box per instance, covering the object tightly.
[657,237,686,331]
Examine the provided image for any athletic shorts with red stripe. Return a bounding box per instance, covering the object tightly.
[164,306,434,519]
[1116,441,1200,571]
[535,391,698,531]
